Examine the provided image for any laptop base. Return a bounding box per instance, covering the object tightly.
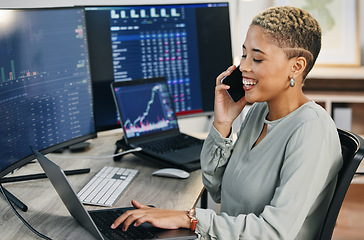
[114,138,201,172]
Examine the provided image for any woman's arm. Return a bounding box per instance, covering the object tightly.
[200,65,247,202]
[200,125,234,203]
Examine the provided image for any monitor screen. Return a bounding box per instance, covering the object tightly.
[112,78,179,139]
[85,2,232,131]
[0,7,96,178]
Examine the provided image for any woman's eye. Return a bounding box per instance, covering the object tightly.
[253,58,262,63]
[241,54,247,58]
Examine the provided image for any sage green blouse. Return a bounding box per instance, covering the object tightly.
[196,101,342,240]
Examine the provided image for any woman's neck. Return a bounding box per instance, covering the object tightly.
[266,89,309,121]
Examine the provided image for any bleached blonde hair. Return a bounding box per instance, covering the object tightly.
[251,6,322,80]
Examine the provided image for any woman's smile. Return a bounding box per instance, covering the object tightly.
[242,76,258,91]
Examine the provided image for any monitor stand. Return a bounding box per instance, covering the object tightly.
[0,186,28,212]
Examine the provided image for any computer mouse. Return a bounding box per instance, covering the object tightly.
[152,168,190,179]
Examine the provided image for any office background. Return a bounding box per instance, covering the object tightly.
[1,1,363,238]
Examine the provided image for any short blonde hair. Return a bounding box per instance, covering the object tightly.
[251,6,321,80]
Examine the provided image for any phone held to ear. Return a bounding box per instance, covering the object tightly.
[220,65,245,102]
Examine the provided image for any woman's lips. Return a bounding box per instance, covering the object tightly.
[243,77,257,91]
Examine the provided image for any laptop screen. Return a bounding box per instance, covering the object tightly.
[112,78,179,139]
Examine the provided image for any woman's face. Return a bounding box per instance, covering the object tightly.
[239,26,294,104]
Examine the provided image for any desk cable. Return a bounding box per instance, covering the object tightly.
[0,183,52,240]
[48,147,142,159]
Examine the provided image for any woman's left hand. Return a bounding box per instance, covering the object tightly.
[111,199,191,231]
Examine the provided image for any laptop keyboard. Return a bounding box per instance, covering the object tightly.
[139,135,202,154]
[89,208,158,240]
[78,166,138,207]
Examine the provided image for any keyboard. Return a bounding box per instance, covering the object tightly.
[78,166,138,207]
[139,135,203,154]
[89,208,158,239]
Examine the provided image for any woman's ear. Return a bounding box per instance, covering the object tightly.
[290,56,307,79]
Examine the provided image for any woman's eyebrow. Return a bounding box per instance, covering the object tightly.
[242,45,266,54]
[252,48,265,54]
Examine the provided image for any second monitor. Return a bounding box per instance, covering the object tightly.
[85,2,233,131]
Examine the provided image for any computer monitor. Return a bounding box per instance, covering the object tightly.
[85,2,233,131]
[0,7,96,178]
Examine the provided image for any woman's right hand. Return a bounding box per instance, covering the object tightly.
[214,65,247,137]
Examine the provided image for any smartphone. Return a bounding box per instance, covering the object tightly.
[220,66,245,102]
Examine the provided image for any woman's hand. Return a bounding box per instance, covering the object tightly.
[214,65,247,137]
[111,199,191,231]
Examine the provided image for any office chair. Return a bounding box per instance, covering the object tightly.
[318,129,364,240]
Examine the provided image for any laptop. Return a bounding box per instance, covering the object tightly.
[111,77,203,169]
[30,146,197,240]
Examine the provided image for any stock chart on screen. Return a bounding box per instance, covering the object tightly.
[113,80,178,139]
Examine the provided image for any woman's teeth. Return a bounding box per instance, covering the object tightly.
[243,79,257,86]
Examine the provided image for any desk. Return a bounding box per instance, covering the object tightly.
[0,129,204,240]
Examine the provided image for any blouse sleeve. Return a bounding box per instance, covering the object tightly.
[195,120,343,240]
[199,125,234,203]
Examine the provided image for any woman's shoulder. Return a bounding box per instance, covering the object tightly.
[289,101,338,137]
[295,101,334,125]
[269,101,337,138]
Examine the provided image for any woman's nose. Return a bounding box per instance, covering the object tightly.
[239,58,251,72]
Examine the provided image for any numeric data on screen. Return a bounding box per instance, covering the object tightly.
[107,5,202,114]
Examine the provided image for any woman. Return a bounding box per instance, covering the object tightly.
[111,6,343,239]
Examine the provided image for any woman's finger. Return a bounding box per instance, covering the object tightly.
[122,211,144,231]
[216,65,236,85]
[134,215,149,228]
[111,209,137,229]
[132,199,149,209]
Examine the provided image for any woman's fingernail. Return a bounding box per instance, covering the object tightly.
[111,224,115,229]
